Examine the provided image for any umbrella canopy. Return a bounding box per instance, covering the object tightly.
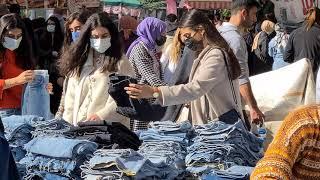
[101,0,141,7]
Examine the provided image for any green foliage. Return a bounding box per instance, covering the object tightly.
[139,0,166,9]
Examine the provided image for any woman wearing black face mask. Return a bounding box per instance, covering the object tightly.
[126,17,167,131]
[126,10,244,125]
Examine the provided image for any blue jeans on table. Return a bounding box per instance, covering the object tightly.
[22,70,52,120]
[139,129,188,144]
[0,109,21,119]
[24,137,98,159]
[201,166,254,180]
[32,119,72,138]
[149,121,192,133]
[20,154,76,178]
[24,171,69,180]
[139,141,186,167]
[87,149,178,180]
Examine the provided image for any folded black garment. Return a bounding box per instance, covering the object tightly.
[108,73,166,122]
[65,121,141,150]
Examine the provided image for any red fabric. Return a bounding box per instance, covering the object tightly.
[0,50,24,109]
[167,0,177,15]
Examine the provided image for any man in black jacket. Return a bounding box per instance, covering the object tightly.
[284,7,320,76]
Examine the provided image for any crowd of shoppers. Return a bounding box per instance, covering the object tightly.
[1,2,320,180]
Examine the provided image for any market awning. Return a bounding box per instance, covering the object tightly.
[101,0,141,7]
[14,0,65,8]
[188,0,232,9]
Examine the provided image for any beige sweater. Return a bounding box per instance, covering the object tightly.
[62,51,134,127]
[159,46,243,125]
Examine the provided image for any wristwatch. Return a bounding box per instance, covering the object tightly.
[152,87,160,98]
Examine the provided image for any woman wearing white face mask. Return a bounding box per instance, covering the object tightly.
[55,9,92,119]
[0,14,35,118]
[58,12,134,127]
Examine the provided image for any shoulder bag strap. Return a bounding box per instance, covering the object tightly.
[220,49,238,106]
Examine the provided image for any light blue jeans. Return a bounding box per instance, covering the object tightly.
[20,154,76,178]
[149,121,192,133]
[201,166,254,180]
[86,149,179,180]
[22,70,52,120]
[24,136,98,159]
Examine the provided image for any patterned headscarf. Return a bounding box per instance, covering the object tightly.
[126,17,166,57]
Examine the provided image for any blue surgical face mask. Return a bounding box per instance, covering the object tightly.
[2,37,22,51]
[71,31,80,42]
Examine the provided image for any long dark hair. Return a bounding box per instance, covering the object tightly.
[0,14,34,71]
[62,9,92,51]
[46,16,64,51]
[179,10,241,80]
[305,7,320,31]
[59,12,122,77]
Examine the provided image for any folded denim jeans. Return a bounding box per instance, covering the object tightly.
[201,166,254,180]
[86,149,179,180]
[24,137,98,159]
[149,121,192,133]
[186,120,263,175]
[24,171,69,180]
[32,119,72,138]
[20,154,76,177]
[2,115,45,134]
[0,108,21,119]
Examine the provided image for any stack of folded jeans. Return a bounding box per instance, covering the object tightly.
[64,120,141,150]
[137,121,193,179]
[81,149,178,180]
[20,136,98,179]
[2,115,45,162]
[186,120,263,179]
[31,118,72,138]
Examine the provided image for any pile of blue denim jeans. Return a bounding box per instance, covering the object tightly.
[31,118,72,138]
[20,136,98,179]
[138,121,193,177]
[81,149,179,180]
[2,115,45,162]
[186,120,263,179]
[81,121,193,180]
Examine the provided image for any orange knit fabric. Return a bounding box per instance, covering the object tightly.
[0,50,24,109]
[251,105,320,180]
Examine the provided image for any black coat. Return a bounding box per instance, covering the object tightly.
[284,24,320,75]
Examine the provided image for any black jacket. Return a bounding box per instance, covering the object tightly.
[284,24,320,74]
